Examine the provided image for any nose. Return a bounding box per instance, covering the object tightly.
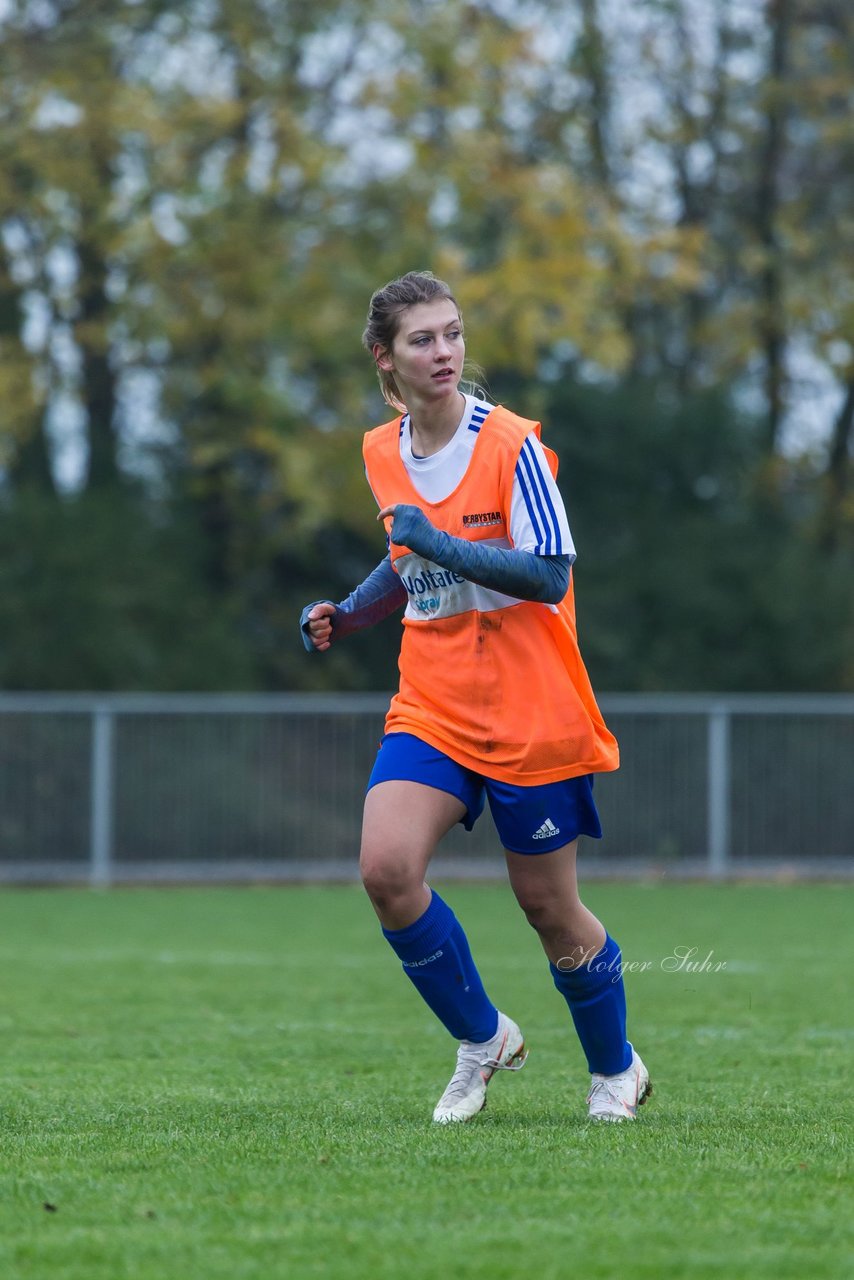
[434,334,451,359]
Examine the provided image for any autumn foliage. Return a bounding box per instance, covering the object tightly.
[0,1,851,690]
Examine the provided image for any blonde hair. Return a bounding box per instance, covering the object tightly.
[362,270,485,412]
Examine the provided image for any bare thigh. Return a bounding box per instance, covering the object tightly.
[504,840,606,967]
[360,780,466,930]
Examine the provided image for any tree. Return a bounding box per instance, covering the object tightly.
[0,0,850,691]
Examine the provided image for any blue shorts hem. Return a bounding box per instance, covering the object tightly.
[366,776,480,832]
[367,732,603,849]
[501,826,603,856]
[367,734,484,831]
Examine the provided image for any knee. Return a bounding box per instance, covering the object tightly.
[513,886,587,946]
[359,841,423,912]
[514,889,558,936]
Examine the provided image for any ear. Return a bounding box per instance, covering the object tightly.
[373,342,394,372]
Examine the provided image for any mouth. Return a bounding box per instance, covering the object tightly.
[432,367,455,381]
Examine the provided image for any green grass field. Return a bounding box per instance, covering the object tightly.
[0,882,850,1280]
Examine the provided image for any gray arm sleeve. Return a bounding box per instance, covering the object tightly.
[387,503,571,604]
[299,555,406,651]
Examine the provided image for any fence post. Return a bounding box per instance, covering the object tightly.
[707,704,731,878]
[90,703,115,887]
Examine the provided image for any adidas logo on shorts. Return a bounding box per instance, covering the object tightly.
[532,818,561,840]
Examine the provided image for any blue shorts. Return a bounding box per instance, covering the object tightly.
[367,732,602,855]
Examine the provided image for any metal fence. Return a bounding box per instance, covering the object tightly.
[1,692,852,883]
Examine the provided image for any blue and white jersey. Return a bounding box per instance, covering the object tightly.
[399,396,575,561]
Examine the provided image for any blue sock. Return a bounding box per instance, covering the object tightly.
[382,891,498,1043]
[550,934,633,1075]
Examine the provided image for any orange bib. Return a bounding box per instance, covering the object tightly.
[362,405,619,785]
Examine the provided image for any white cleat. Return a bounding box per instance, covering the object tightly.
[432,1012,528,1124]
[587,1047,652,1122]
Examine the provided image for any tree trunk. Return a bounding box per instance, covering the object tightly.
[10,420,55,493]
[579,0,612,191]
[0,255,54,494]
[756,0,793,452]
[820,375,854,550]
[77,231,119,490]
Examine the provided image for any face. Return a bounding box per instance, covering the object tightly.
[374,298,465,407]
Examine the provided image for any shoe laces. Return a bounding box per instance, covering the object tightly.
[587,1070,637,1116]
[441,1038,522,1104]
[587,1077,625,1109]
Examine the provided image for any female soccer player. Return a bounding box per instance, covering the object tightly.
[301,271,651,1123]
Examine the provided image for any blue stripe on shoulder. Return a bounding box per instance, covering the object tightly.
[515,449,546,550]
[468,405,489,433]
[517,439,562,553]
[526,439,564,553]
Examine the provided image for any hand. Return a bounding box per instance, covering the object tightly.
[301,601,336,652]
[377,503,441,559]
